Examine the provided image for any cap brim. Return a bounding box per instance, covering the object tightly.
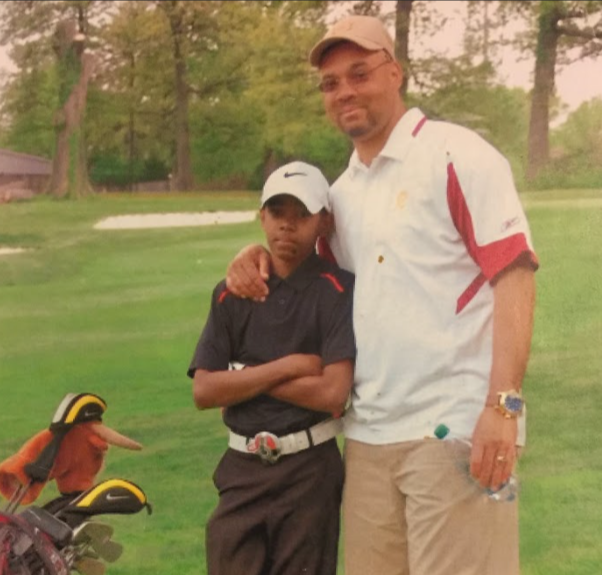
[261,192,323,215]
[309,35,385,66]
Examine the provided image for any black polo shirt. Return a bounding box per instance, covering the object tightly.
[188,252,356,437]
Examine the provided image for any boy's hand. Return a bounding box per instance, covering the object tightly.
[226,244,271,301]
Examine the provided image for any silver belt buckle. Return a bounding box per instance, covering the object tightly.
[247,431,282,464]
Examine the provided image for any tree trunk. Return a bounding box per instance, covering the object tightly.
[166,2,194,192]
[482,0,490,64]
[173,44,193,191]
[527,2,560,182]
[47,19,94,198]
[263,149,279,182]
[127,52,136,193]
[395,0,413,97]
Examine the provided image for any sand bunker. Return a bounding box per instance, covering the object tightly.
[94,211,257,230]
[0,247,28,255]
[0,212,258,256]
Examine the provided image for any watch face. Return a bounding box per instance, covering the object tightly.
[504,395,523,413]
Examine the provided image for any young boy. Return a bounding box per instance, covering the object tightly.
[187,161,355,575]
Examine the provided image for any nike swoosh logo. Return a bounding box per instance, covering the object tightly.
[106,494,131,502]
[283,172,307,178]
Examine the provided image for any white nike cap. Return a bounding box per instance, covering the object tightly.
[260,161,331,214]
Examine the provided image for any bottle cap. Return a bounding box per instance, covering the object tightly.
[433,424,450,439]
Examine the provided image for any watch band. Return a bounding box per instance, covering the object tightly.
[485,389,524,419]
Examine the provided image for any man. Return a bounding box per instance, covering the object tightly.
[227,15,537,575]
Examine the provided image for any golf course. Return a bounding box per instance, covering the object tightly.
[1,188,601,574]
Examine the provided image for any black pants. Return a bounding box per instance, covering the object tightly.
[206,439,344,575]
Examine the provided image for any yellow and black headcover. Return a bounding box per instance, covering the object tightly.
[59,479,152,518]
[23,393,107,485]
[51,393,107,428]
[0,392,142,506]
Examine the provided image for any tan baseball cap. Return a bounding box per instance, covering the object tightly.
[309,15,395,67]
[261,161,330,214]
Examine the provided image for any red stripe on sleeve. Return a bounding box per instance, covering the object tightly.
[446,162,481,265]
[447,162,538,312]
[478,235,539,280]
[456,273,487,314]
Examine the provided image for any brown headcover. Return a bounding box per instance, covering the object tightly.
[0,419,141,505]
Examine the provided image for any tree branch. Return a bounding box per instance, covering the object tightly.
[556,22,602,41]
[558,7,588,20]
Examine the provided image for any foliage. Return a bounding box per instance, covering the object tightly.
[491,0,602,179]
[190,93,265,189]
[529,97,602,189]
[0,63,58,157]
[86,2,173,187]
[552,97,602,164]
[1,1,601,190]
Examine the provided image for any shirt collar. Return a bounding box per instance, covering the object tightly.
[267,252,324,292]
[347,107,426,174]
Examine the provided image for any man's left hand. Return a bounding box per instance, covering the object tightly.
[470,407,517,491]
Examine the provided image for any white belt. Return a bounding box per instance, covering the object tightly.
[228,418,342,464]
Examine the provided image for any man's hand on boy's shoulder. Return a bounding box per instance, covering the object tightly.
[226,244,271,301]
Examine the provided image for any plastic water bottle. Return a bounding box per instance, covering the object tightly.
[434,423,518,502]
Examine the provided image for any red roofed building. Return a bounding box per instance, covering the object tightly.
[0,148,52,201]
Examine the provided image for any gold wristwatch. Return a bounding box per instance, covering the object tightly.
[486,389,524,419]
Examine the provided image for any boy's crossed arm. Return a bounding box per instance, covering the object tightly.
[267,359,353,417]
[193,355,353,417]
[193,354,321,409]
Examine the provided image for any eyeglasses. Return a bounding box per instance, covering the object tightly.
[317,57,392,93]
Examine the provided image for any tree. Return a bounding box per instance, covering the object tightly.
[527,1,602,181]
[46,17,95,197]
[395,1,413,96]
[89,1,172,189]
[233,1,346,183]
[155,1,197,191]
[0,0,108,197]
[513,1,602,181]
[546,97,602,187]
[0,61,57,158]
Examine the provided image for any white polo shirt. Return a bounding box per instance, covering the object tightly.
[327,107,538,445]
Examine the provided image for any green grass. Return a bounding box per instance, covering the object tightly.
[517,190,602,575]
[0,192,263,575]
[1,188,601,574]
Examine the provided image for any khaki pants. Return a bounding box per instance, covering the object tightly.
[343,438,519,575]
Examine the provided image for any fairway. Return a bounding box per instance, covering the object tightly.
[1,189,601,575]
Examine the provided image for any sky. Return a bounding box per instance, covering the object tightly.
[415,1,602,117]
[0,1,601,119]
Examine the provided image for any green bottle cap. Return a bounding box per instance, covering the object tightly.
[434,424,450,439]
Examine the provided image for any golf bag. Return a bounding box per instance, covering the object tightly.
[0,393,152,575]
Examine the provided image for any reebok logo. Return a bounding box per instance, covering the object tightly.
[284,172,307,178]
[501,216,520,233]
